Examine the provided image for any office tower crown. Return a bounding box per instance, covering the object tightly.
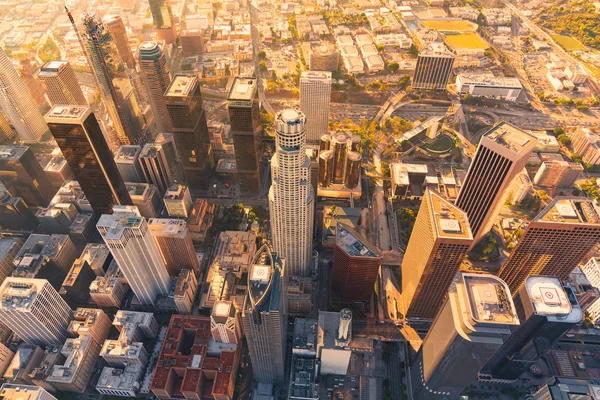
[521,276,582,323]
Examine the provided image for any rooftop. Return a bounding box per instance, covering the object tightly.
[150,315,237,398]
[300,70,332,80]
[484,122,537,154]
[293,318,317,352]
[79,243,111,274]
[536,197,600,225]
[458,71,522,88]
[213,231,257,274]
[126,182,153,198]
[427,189,473,240]
[140,143,162,159]
[0,278,47,312]
[318,310,352,350]
[461,273,518,325]
[96,364,143,392]
[228,76,258,101]
[38,60,68,76]
[62,259,90,287]
[46,336,94,384]
[164,184,188,200]
[0,384,50,400]
[247,245,276,309]
[45,105,91,123]
[0,146,27,160]
[335,223,380,258]
[43,155,68,172]
[96,206,143,240]
[165,74,197,97]
[0,238,22,262]
[13,234,71,277]
[148,218,188,239]
[523,276,573,317]
[115,145,141,161]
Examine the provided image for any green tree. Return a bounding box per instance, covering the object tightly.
[388,61,399,72]
[553,127,565,136]
[258,60,267,73]
[408,43,418,57]
[38,36,60,62]
[557,134,571,146]
[257,50,266,59]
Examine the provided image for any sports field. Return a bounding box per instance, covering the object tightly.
[551,34,586,51]
[421,20,478,32]
[444,33,489,50]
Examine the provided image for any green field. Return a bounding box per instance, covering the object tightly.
[444,33,489,50]
[422,134,455,154]
[421,20,478,32]
[551,34,587,51]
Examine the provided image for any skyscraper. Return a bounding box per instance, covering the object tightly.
[241,245,287,383]
[481,276,582,381]
[413,43,455,90]
[410,273,519,399]
[138,42,173,133]
[0,48,49,142]
[269,110,315,277]
[499,197,600,294]
[97,206,171,306]
[148,0,176,44]
[17,60,47,108]
[333,223,382,302]
[148,218,200,276]
[104,15,135,69]
[456,122,536,243]
[81,12,136,148]
[139,142,173,193]
[299,71,331,143]
[0,277,73,346]
[228,77,261,193]
[401,188,472,319]
[37,61,87,106]
[0,145,55,207]
[114,145,143,182]
[165,74,212,190]
[45,105,132,215]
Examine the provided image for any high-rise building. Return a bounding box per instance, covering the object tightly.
[104,15,135,69]
[17,60,47,108]
[114,145,143,182]
[456,122,536,243]
[148,218,200,275]
[138,42,173,133]
[148,0,176,43]
[97,206,171,306]
[499,197,600,294]
[401,189,473,319]
[269,110,315,277]
[0,49,49,142]
[0,278,73,346]
[46,105,132,215]
[0,189,38,231]
[0,238,23,283]
[481,276,582,381]
[0,112,15,142]
[413,43,455,90]
[139,142,173,193]
[317,309,353,375]
[228,77,261,193]
[59,259,97,308]
[127,182,162,218]
[165,74,212,190]
[300,71,331,144]
[332,223,382,302]
[211,300,242,344]
[0,145,54,207]
[81,12,136,148]
[163,183,193,218]
[533,160,583,189]
[0,384,57,400]
[410,273,519,399]
[241,245,287,383]
[173,269,198,314]
[37,61,87,106]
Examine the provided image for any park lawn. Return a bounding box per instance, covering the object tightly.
[421,20,478,32]
[444,33,489,50]
[551,34,587,51]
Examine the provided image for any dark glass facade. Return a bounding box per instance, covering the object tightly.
[48,113,132,215]
[0,147,54,207]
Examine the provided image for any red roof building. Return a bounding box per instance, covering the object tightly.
[150,315,239,400]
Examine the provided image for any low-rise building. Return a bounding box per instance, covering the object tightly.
[187,198,215,242]
[127,182,162,219]
[164,184,193,218]
[457,72,522,102]
[173,269,198,314]
[533,160,583,188]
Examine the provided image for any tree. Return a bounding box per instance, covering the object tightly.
[553,126,565,136]
[38,36,60,63]
[557,134,571,146]
[377,44,384,53]
[257,50,266,59]
[388,62,399,72]
[258,60,268,73]
[408,43,418,57]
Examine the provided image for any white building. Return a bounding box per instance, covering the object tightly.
[97,206,171,306]
[269,110,315,277]
[0,384,57,400]
[457,72,523,102]
[300,71,331,144]
[317,309,352,375]
[163,184,193,218]
[0,49,49,142]
[0,278,72,346]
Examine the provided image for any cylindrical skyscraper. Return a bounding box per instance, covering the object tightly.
[138,41,173,134]
[345,151,362,189]
[0,49,49,142]
[318,150,334,188]
[268,110,315,277]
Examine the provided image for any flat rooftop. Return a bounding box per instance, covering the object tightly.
[427,189,473,240]
[165,74,197,97]
[462,273,518,325]
[126,182,152,197]
[335,223,380,258]
[523,276,572,316]
[293,318,317,351]
[45,105,91,123]
[97,207,143,240]
[0,278,48,312]
[164,184,187,200]
[115,145,141,161]
[228,76,258,101]
[39,60,68,76]
[0,146,27,160]
[148,218,188,238]
[0,384,50,399]
[44,155,68,172]
[536,197,600,225]
[484,122,537,154]
[458,71,522,88]
[300,70,332,80]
